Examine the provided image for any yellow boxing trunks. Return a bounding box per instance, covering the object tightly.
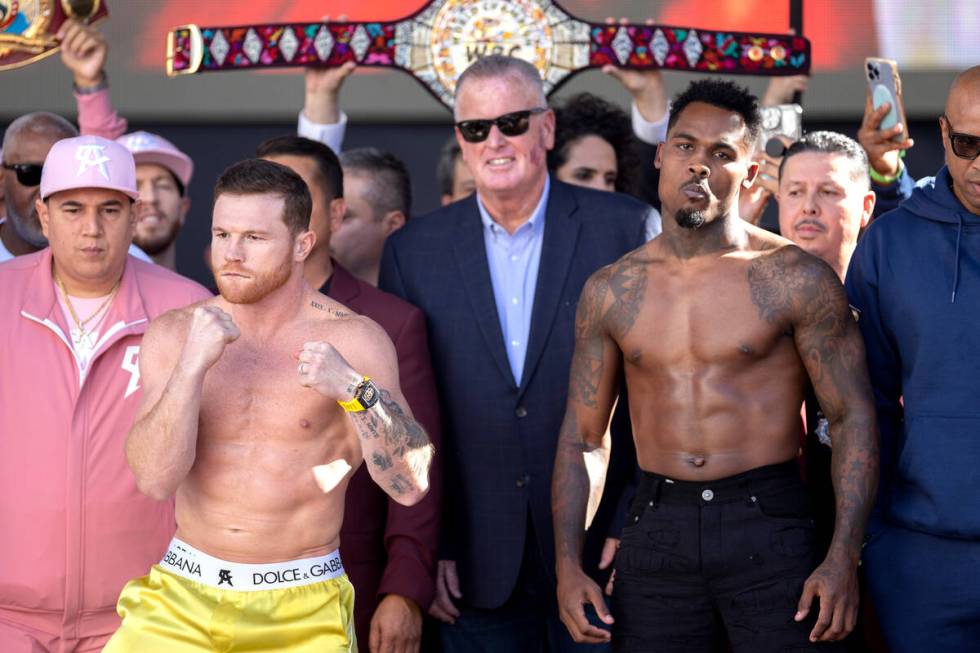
[102,538,356,653]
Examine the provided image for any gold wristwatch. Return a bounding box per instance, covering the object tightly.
[337,376,380,412]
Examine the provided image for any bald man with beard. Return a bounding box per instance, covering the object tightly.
[845,66,980,653]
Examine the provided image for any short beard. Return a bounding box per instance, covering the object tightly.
[134,220,181,257]
[675,207,707,230]
[216,259,292,305]
[7,204,49,249]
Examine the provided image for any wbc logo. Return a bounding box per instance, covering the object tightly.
[75,144,112,180]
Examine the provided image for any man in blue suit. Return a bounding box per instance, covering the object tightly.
[379,55,659,652]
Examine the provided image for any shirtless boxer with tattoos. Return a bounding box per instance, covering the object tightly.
[553,80,878,652]
[104,159,433,653]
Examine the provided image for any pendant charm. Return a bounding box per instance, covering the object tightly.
[70,327,95,353]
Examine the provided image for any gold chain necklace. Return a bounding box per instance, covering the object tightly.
[54,274,120,350]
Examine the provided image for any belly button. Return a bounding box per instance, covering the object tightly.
[688,456,706,467]
[299,419,311,429]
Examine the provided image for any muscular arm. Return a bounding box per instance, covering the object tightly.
[553,258,648,642]
[750,248,879,562]
[316,318,434,507]
[749,247,878,639]
[125,312,201,501]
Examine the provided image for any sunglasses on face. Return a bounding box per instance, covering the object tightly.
[2,162,44,187]
[942,115,980,161]
[455,108,547,143]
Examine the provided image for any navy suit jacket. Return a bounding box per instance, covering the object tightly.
[380,180,651,609]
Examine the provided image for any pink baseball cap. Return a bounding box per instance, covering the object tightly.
[116,131,193,188]
[40,135,138,201]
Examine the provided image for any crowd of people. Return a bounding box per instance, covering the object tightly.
[1,16,979,653]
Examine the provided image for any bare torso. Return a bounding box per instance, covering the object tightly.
[616,229,810,480]
[172,294,362,563]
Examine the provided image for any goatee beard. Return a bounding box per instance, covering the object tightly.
[675,208,707,230]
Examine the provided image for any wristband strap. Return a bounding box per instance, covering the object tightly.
[164,0,810,110]
[73,72,109,95]
[338,376,372,413]
[869,159,904,185]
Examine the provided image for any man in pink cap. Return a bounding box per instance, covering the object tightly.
[116,131,194,271]
[0,135,210,652]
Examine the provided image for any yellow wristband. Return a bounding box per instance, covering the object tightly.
[337,376,371,412]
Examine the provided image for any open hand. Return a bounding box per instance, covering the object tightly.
[428,560,462,624]
[795,553,859,642]
[369,594,422,653]
[557,565,614,644]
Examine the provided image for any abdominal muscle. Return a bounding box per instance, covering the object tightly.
[174,419,359,564]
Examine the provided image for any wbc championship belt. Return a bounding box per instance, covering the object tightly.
[0,0,107,71]
[166,0,810,110]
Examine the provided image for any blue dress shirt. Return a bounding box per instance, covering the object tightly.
[477,176,550,386]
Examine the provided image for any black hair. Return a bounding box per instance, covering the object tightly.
[214,159,312,234]
[667,79,762,145]
[548,92,640,195]
[779,131,871,189]
[339,148,412,220]
[256,135,344,201]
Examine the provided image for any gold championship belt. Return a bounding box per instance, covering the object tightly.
[0,0,107,71]
[166,0,810,110]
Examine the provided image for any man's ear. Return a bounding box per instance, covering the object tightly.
[328,197,346,235]
[742,159,761,189]
[861,189,876,229]
[382,210,406,236]
[36,198,50,238]
[178,196,192,227]
[654,142,664,170]
[295,229,316,261]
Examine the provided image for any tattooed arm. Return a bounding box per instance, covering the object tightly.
[554,256,647,644]
[749,247,879,643]
[298,314,434,507]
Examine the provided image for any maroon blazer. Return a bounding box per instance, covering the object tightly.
[323,262,442,644]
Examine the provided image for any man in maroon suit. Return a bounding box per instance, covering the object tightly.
[257,135,442,653]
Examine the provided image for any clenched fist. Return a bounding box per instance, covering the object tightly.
[180,306,240,373]
[296,341,362,400]
[58,19,107,88]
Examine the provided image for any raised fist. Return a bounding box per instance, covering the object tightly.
[296,341,362,400]
[181,306,240,372]
[57,19,107,88]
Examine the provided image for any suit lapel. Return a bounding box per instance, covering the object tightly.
[453,199,516,388]
[519,183,579,395]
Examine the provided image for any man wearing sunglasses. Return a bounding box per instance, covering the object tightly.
[845,66,980,653]
[379,55,656,652]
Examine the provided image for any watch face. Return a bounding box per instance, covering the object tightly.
[395,0,590,108]
[360,382,379,406]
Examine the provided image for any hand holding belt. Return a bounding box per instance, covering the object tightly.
[165,0,810,110]
[0,0,108,71]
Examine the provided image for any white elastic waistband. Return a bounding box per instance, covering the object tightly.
[160,538,344,591]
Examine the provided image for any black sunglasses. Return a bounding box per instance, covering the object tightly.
[2,162,44,187]
[455,108,547,143]
[942,115,980,161]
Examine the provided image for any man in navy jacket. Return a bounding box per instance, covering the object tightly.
[380,55,658,652]
[845,66,980,652]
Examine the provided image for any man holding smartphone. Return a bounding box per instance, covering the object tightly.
[846,65,980,653]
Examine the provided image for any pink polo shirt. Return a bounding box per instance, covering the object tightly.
[0,249,210,640]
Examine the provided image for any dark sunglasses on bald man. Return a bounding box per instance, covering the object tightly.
[942,115,980,160]
[2,162,44,187]
[455,107,548,143]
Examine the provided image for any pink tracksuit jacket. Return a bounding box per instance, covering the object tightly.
[0,249,210,640]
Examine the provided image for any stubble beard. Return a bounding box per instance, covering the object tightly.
[216,258,293,305]
[134,218,182,256]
